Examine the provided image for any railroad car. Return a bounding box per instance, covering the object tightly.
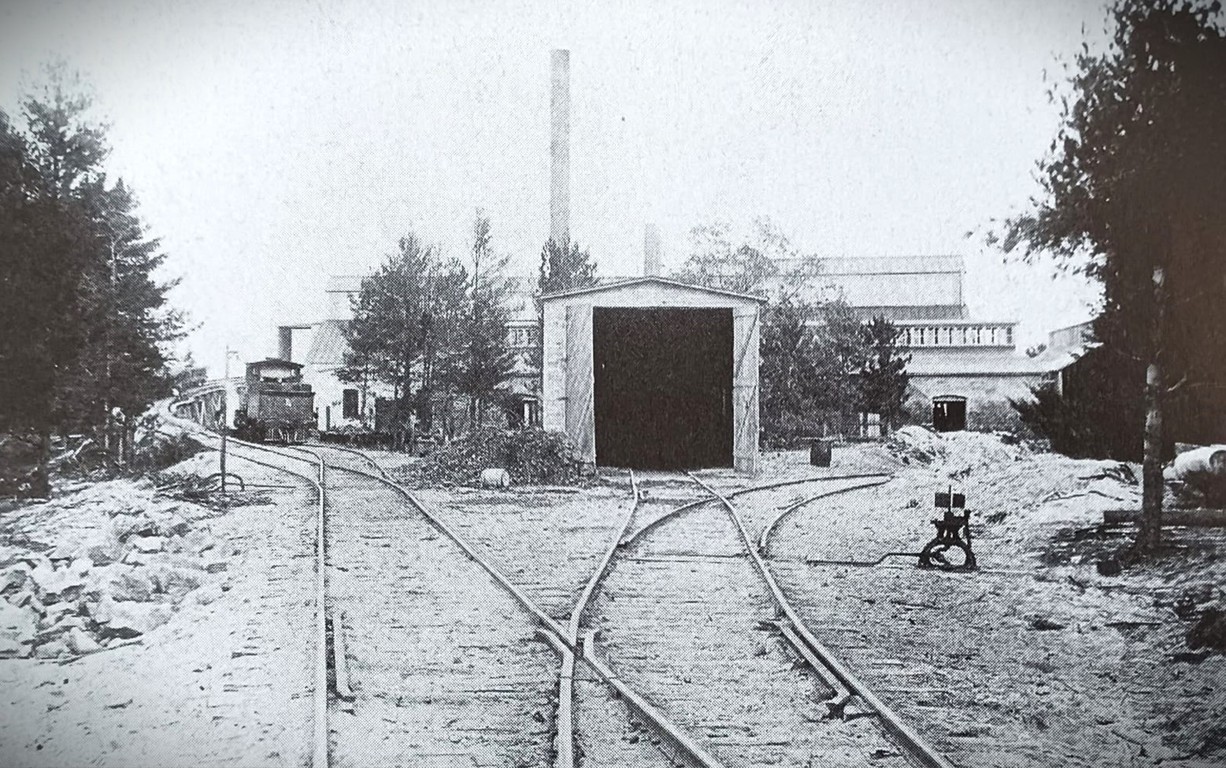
[233,359,315,443]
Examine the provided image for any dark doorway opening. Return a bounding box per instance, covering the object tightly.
[933,397,967,432]
[593,307,733,469]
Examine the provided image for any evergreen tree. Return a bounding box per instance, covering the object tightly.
[455,212,515,426]
[759,295,821,442]
[810,299,867,435]
[997,0,1226,557]
[2,64,183,474]
[340,233,469,441]
[858,316,910,434]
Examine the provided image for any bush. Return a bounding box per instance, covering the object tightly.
[402,426,582,486]
[130,431,205,473]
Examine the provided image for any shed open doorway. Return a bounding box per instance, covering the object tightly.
[593,307,733,469]
[932,396,967,432]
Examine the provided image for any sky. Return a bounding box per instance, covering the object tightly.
[1,0,1110,374]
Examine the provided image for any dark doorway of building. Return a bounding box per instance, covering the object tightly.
[593,307,733,469]
[932,396,967,432]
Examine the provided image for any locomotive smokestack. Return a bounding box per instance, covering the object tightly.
[550,49,570,247]
[644,222,662,276]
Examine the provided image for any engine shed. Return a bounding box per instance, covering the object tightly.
[540,277,764,474]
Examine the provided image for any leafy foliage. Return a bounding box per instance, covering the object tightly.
[674,218,819,296]
[996,0,1226,554]
[340,233,468,434]
[538,238,598,296]
[343,214,519,437]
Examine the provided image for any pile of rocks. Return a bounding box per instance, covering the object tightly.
[0,480,230,659]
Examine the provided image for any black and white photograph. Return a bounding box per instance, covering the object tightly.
[1,1,1224,766]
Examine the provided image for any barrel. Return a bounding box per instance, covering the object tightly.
[809,439,832,467]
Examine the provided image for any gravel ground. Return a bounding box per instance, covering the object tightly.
[415,476,634,622]
[0,449,316,768]
[744,435,1226,768]
[325,467,557,768]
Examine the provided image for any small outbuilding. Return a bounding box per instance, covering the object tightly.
[540,277,764,474]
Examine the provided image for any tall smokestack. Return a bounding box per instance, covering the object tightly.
[644,223,662,276]
[550,49,570,247]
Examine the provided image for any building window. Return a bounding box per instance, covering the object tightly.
[343,388,359,420]
[508,326,539,349]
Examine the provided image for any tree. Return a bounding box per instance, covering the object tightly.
[538,237,597,296]
[996,0,1226,557]
[1,64,183,476]
[674,218,818,296]
[810,299,867,434]
[760,294,822,442]
[455,212,515,426]
[858,316,910,434]
[340,233,467,442]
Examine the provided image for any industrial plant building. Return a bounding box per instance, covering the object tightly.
[266,47,1083,471]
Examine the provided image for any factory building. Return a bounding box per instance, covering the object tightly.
[540,278,763,473]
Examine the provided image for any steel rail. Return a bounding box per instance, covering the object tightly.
[314,460,724,768]
[618,473,891,549]
[162,409,332,767]
[688,474,956,768]
[553,470,642,768]
[755,477,894,554]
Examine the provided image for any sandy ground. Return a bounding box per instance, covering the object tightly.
[737,433,1226,768]
[324,464,556,768]
[3,430,1220,768]
[0,451,316,768]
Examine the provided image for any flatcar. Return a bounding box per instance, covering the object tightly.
[233,359,315,443]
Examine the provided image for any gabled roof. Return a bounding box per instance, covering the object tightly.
[540,276,767,303]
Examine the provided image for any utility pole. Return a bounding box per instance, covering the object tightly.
[220,346,236,496]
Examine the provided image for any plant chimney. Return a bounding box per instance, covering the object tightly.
[278,326,293,361]
[644,223,662,276]
[550,49,570,248]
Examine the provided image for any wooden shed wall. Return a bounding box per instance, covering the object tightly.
[542,281,761,474]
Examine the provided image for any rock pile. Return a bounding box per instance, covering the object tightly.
[0,480,230,659]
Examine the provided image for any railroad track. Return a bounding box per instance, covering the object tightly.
[164,403,953,768]
[574,471,956,768]
[163,408,726,767]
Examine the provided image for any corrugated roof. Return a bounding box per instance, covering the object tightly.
[775,255,965,275]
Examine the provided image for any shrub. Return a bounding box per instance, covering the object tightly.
[402,426,582,486]
[131,432,205,473]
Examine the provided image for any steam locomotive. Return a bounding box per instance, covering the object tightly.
[233,359,315,443]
